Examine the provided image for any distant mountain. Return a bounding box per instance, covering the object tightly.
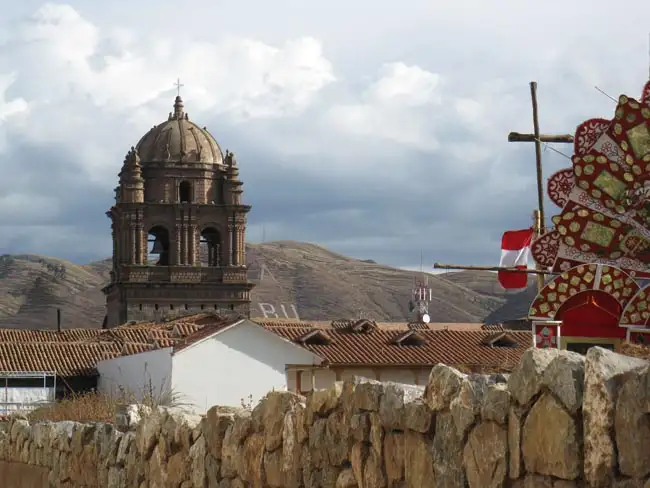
[0,241,532,329]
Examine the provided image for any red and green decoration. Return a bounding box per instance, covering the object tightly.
[532,80,650,278]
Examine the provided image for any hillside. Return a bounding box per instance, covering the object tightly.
[0,241,531,329]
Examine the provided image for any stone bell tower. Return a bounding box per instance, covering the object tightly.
[102,94,254,327]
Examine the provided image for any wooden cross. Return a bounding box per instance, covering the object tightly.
[508,81,574,291]
[508,81,574,236]
[174,78,184,97]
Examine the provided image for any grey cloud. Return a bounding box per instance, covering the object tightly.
[4,0,650,272]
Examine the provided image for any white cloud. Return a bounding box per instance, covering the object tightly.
[324,63,445,151]
[365,62,442,106]
[1,4,335,120]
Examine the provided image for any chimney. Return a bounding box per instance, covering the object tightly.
[57,308,61,333]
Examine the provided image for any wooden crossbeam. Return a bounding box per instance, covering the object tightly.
[508,132,574,144]
[433,262,559,276]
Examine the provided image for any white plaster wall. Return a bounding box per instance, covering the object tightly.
[286,372,297,392]
[171,321,320,413]
[417,368,432,386]
[298,369,337,392]
[97,348,173,403]
[0,387,54,414]
[378,369,417,385]
[291,367,433,394]
[340,368,376,382]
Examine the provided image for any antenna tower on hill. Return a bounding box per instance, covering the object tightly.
[408,250,432,323]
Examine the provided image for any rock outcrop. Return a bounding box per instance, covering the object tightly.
[0,347,649,487]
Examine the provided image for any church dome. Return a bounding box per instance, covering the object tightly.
[135,96,224,165]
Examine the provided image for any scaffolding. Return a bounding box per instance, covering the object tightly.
[0,371,57,415]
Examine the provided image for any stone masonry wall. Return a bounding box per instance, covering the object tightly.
[0,346,649,487]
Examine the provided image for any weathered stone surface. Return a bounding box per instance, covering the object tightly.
[379,382,424,431]
[481,382,510,424]
[542,350,586,414]
[282,410,302,488]
[308,382,342,421]
[508,406,523,479]
[325,409,349,467]
[508,348,559,406]
[335,468,357,488]
[584,347,648,488]
[402,398,432,433]
[432,412,465,488]
[115,404,151,432]
[363,446,386,488]
[615,365,650,480]
[252,391,303,452]
[403,430,435,488]
[383,431,404,485]
[450,375,490,437]
[353,378,384,412]
[424,363,465,412]
[135,409,163,459]
[522,392,581,480]
[463,421,507,488]
[240,433,265,488]
[349,413,370,442]
[221,412,252,479]
[203,406,239,460]
[190,435,207,488]
[350,442,368,487]
[263,449,283,488]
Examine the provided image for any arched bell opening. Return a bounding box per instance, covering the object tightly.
[148,226,170,266]
[179,181,192,203]
[200,227,221,267]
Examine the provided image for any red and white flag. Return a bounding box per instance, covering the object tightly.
[498,228,534,290]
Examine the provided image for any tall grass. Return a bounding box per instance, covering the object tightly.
[27,381,188,424]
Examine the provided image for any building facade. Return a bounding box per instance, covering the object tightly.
[102,95,254,327]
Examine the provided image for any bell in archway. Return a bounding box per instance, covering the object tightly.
[151,237,165,254]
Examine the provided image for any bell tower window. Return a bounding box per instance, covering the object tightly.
[147,225,170,266]
[179,181,192,203]
[200,227,221,267]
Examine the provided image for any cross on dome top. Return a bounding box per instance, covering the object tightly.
[174,78,184,97]
[172,78,186,120]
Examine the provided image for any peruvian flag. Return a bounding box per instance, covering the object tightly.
[498,228,534,289]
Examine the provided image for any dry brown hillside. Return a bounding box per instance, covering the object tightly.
[0,241,529,329]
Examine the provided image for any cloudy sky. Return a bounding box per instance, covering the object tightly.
[1,1,650,269]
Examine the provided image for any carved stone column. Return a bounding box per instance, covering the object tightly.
[227,224,234,266]
[130,224,137,264]
[241,225,246,265]
[120,223,128,265]
[175,224,182,265]
[182,223,188,265]
[138,225,146,265]
[235,224,245,266]
[188,225,197,265]
[111,221,118,275]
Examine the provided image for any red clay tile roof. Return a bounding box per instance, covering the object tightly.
[254,319,487,332]
[263,325,530,368]
[154,338,178,349]
[0,328,103,342]
[120,343,156,356]
[0,313,530,374]
[171,323,201,337]
[0,342,125,376]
